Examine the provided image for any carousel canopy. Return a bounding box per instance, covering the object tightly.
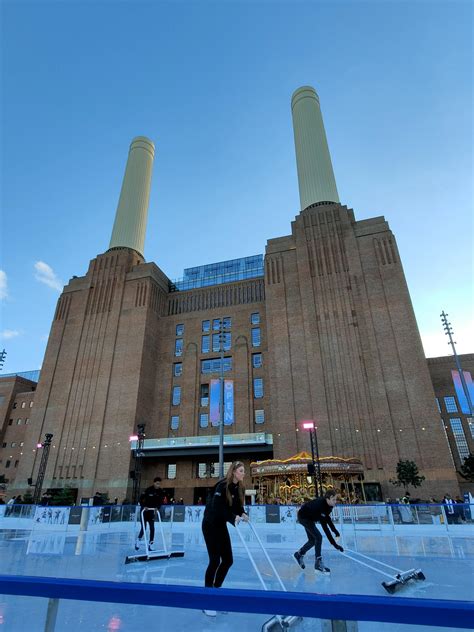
[250,452,364,476]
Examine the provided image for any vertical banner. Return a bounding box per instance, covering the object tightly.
[210,378,220,426]
[224,379,234,426]
[451,370,474,414]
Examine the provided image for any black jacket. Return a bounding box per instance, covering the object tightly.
[139,485,165,510]
[298,497,340,547]
[203,479,246,527]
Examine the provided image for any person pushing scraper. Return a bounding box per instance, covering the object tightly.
[293,489,344,572]
[135,476,165,550]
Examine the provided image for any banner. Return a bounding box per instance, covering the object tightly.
[451,370,474,414]
[210,378,220,426]
[224,379,234,426]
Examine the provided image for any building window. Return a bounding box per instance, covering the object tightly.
[21,402,26,408]
[201,358,232,374]
[212,333,220,352]
[254,378,264,398]
[449,418,470,460]
[199,413,209,428]
[212,319,221,331]
[251,312,260,325]
[222,317,232,329]
[14,460,19,468]
[176,323,184,336]
[173,363,183,377]
[198,462,207,479]
[11,442,16,448]
[170,415,180,430]
[200,384,209,407]
[252,353,262,369]
[16,419,22,425]
[8,419,12,426]
[12,403,17,409]
[444,397,458,413]
[167,464,177,479]
[255,409,265,424]
[19,442,24,447]
[29,402,33,408]
[2,443,6,448]
[435,398,441,413]
[25,418,30,424]
[172,386,181,406]
[201,335,210,353]
[468,418,474,439]
[202,320,210,333]
[5,460,10,468]
[223,332,231,351]
[175,339,183,357]
[251,328,261,347]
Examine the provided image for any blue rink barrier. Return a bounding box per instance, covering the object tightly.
[0,575,473,629]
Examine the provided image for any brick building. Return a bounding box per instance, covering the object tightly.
[2,86,465,503]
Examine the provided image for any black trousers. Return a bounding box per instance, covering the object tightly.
[298,517,323,558]
[202,519,233,588]
[138,509,155,542]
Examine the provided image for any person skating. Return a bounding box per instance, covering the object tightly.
[293,489,343,573]
[201,461,249,616]
[135,476,164,550]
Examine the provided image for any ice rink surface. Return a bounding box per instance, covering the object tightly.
[1,517,473,631]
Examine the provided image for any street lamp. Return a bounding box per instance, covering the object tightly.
[218,320,227,478]
[303,421,322,497]
[440,311,474,415]
[33,433,53,504]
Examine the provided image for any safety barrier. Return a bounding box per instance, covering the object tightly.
[0,574,473,630]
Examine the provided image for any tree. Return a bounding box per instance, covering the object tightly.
[390,459,425,493]
[51,487,75,506]
[459,453,474,482]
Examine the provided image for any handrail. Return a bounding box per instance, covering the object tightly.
[0,575,473,628]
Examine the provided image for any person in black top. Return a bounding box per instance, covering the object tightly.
[293,489,343,573]
[135,476,165,550]
[202,461,249,616]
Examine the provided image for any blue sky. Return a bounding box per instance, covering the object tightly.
[1,0,472,373]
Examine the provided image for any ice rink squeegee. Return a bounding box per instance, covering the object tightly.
[125,508,185,564]
[342,548,426,594]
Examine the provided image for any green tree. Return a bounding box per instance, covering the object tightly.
[51,487,75,506]
[459,453,474,482]
[22,491,34,504]
[390,459,425,494]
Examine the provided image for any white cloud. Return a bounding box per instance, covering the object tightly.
[1,329,21,340]
[0,270,7,300]
[34,261,63,292]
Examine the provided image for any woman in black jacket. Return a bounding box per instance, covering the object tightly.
[202,461,249,597]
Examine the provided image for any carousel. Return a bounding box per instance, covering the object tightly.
[250,452,366,504]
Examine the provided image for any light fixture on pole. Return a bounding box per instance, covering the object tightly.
[218,319,226,478]
[440,311,473,415]
[303,421,322,497]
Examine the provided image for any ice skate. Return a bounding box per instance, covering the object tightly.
[293,551,305,569]
[315,556,330,573]
[134,539,142,551]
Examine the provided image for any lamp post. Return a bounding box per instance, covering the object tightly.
[33,433,53,504]
[218,320,226,478]
[303,421,322,497]
[441,311,474,415]
[130,423,146,504]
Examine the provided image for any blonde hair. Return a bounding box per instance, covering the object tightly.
[225,461,245,506]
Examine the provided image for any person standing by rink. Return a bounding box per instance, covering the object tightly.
[202,461,249,616]
[135,476,165,550]
[293,489,344,573]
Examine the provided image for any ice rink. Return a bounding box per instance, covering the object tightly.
[1,508,473,631]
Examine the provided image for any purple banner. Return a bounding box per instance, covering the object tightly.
[224,379,234,426]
